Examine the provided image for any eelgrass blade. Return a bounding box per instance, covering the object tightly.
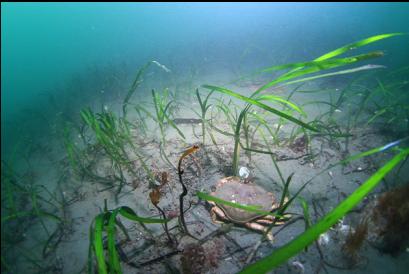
[202,85,319,132]
[42,225,64,258]
[107,210,122,274]
[256,94,306,117]
[240,148,409,274]
[254,32,405,96]
[299,197,311,252]
[340,136,409,164]
[197,191,281,217]
[134,104,157,122]
[118,206,170,223]
[279,173,294,208]
[234,33,402,85]
[281,64,386,87]
[255,51,385,95]
[299,197,311,230]
[232,108,249,175]
[277,33,404,78]
[88,218,96,274]
[1,210,61,224]
[123,61,153,117]
[93,214,108,274]
[89,207,168,274]
[315,33,404,61]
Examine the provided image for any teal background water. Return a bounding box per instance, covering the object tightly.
[2,2,409,154]
[2,3,409,274]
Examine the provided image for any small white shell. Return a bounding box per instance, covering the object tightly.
[328,171,333,178]
[239,166,250,179]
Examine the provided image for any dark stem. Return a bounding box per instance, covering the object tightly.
[177,167,190,234]
[176,145,200,239]
[153,204,173,245]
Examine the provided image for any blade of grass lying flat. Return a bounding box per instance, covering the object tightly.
[202,85,319,133]
[297,88,337,93]
[1,211,62,224]
[240,148,409,274]
[302,100,339,109]
[197,191,281,217]
[209,122,235,137]
[118,206,170,223]
[163,112,186,139]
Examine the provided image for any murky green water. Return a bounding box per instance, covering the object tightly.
[2,3,409,274]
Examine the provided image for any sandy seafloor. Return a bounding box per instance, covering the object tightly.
[4,69,409,274]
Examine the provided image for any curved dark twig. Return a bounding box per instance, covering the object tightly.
[177,145,200,236]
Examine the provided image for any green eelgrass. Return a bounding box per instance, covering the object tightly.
[299,197,311,232]
[254,51,384,95]
[88,205,170,274]
[1,161,66,273]
[193,88,215,145]
[123,61,152,118]
[240,147,408,274]
[80,108,131,194]
[151,89,185,145]
[196,191,281,217]
[279,64,385,87]
[78,107,156,193]
[214,98,239,134]
[122,60,172,118]
[202,85,350,175]
[233,33,404,86]
[203,33,402,176]
[248,111,279,145]
[258,128,286,186]
[328,68,409,133]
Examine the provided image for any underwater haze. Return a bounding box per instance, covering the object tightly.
[1,2,409,274]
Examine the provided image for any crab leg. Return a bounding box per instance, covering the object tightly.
[255,218,274,225]
[210,207,227,224]
[244,222,274,241]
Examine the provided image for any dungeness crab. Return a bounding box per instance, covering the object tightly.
[209,176,290,240]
